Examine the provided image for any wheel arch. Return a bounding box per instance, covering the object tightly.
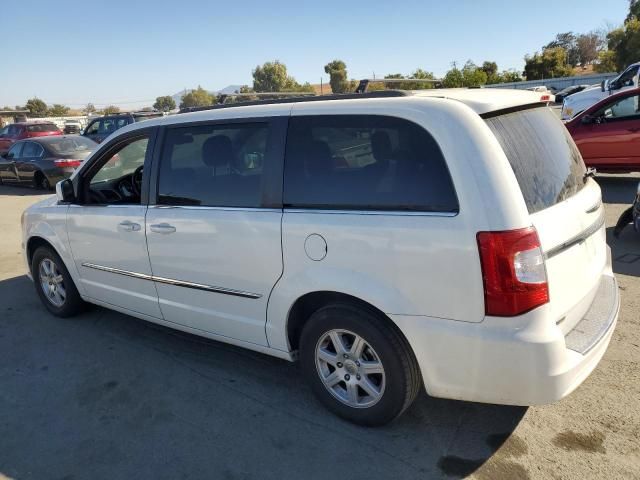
[285,290,412,355]
[26,236,58,271]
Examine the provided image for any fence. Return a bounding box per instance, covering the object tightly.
[485,72,619,91]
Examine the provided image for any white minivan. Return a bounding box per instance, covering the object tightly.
[22,89,619,426]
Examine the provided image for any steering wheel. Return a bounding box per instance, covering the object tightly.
[131,165,144,196]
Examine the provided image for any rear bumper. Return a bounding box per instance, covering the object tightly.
[391,273,619,406]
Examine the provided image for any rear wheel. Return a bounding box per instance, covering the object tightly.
[299,303,421,426]
[34,172,50,190]
[31,246,85,317]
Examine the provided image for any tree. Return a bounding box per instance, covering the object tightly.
[83,103,96,114]
[179,86,215,109]
[48,104,69,116]
[544,32,579,66]
[324,59,351,94]
[500,70,523,83]
[595,50,618,72]
[153,95,176,112]
[25,97,48,117]
[627,0,640,22]
[524,47,573,80]
[604,18,640,71]
[252,61,310,92]
[575,32,602,65]
[103,105,121,115]
[442,65,465,88]
[461,61,488,87]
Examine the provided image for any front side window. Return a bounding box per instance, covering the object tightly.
[85,121,99,135]
[283,115,458,212]
[597,94,640,120]
[7,125,20,135]
[99,119,116,135]
[157,123,269,207]
[21,142,43,157]
[86,136,149,204]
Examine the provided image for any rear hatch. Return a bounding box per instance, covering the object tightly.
[485,106,607,332]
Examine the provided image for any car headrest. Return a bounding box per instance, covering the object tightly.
[202,135,233,168]
[305,140,332,178]
[371,131,392,162]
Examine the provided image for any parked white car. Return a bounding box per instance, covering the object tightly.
[526,85,555,103]
[22,89,619,425]
[561,62,640,120]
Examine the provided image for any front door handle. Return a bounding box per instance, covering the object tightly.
[150,223,176,234]
[118,220,141,232]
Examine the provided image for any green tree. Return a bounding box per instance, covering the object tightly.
[153,95,176,112]
[595,50,618,72]
[25,97,48,117]
[575,32,602,65]
[252,61,311,92]
[48,104,69,116]
[461,61,488,87]
[324,59,351,93]
[544,32,579,66]
[179,86,215,109]
[524,47,573,80]
[442,65,465,87]
[605,18,640,71]
[500,70,523,83]
[627,0,640,22]
[83,103,96,114]
[103,105,121,115]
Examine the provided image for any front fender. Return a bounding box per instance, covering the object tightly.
[24,203,84,295]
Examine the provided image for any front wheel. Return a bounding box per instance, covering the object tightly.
[31,246,85,317]
[299,303,421,426]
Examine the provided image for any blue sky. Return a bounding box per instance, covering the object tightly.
[0,0,630,109]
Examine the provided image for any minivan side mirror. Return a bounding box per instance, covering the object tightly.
[56,179,75,203]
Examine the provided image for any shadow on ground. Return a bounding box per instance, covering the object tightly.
[0,275,527,480]
[0,184,52,196]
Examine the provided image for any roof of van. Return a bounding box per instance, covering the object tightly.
[409,88,546,115]
[116,88,545,136]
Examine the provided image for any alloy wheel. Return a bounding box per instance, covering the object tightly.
[315,329,386,408]
[39,258,66,307]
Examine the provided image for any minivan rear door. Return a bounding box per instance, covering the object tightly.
[145,117,287,346]
[485,107,608,332]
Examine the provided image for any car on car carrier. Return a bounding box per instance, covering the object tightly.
[21,88,619,425]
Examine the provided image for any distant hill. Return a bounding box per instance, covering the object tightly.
[171,85,244,105]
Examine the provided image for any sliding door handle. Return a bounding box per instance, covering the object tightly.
[150,223,176,234]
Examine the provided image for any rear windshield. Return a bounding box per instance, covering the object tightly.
[27,124,59,132]
[48,136,96,155]
[134,113,163,122]
[485,107,586,214]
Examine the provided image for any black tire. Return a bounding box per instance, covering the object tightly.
[34,172,50,190]
[299,303,421,426]
[31,245,85,317]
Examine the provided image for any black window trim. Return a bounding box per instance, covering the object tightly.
[281,113,460,215]
[592,93,640,124]
[149,115,288,209]
[72,126,159,205]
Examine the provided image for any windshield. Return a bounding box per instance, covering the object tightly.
[47,137,96,156]
[485,107,586,214]
[134,113,163,122]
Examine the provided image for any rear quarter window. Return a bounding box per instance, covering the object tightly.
[484,107,586,214]
[283,115,458,212]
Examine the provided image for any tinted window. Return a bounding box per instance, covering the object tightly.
[22,142,43,157]
[91,137,148,185]
[7,125,20,135]
[85,121,99,135]
[158,123,269,207]
[99,119,117,135]
[48,137,96,156]
[283,115,458,212]
[27,124,59,132]
[485,107,586,214]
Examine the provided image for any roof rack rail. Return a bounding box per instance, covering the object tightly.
[354,78,443,93]
[178,90,412,113]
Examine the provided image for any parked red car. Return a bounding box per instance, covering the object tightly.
[565,88,640,173]
[0,122,62,154]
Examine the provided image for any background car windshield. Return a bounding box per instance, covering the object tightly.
[27,124,58,132]
[485,107,586,214]
[48,137,96,155]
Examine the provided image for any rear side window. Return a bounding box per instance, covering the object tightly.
[158,123,269,207]
[485,107,586,214]
[27,124,58,132]
[22,142,43,157]
[283,115,458,212]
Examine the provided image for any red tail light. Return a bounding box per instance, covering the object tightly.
[53,159,83,168]
[540,94,550,102]
[477,227,549,316]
